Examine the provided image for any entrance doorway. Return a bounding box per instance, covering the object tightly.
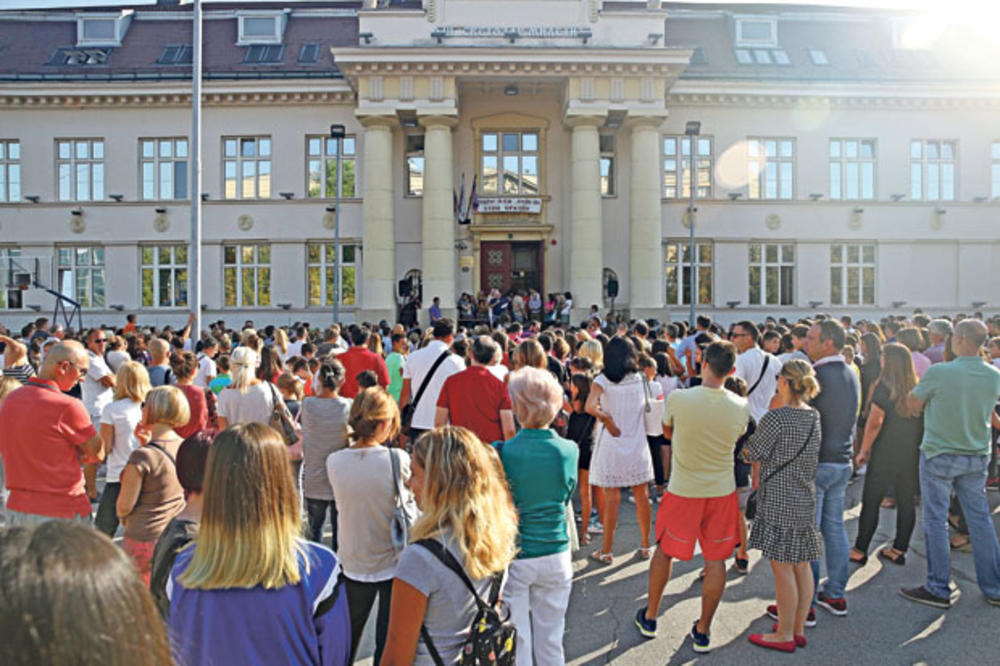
[480,241,542,295]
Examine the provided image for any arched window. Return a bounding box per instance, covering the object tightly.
[401,269,423,304]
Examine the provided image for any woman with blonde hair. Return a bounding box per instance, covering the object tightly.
[498,367,578,665]
[95,361,151,536]
[117,385,189,584]
[577,339,604,372]
[273,327,290,361]
[217,346,283,429]
[744,359,823,653]
[851,343,923,566]
[326,388,414,665]
[168,423,351,666]
[381,426,518,666]
[512,338,546,371]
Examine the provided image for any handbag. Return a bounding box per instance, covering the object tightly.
[401,350,451,432]
[642,378,665,437]
[267,382,300,446]
[745,411,816,520]
[389,447,419,554]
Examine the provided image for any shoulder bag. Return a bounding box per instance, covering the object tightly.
[746,354,771,397]
[267,382,300,446]
[745,410,817,521]
[401,350,451,432]
[389,447,419,554]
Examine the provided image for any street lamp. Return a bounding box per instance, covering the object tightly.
[685,120,701,327]
[329,123,346,323]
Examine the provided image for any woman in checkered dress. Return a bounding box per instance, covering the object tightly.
[743,358,823,652]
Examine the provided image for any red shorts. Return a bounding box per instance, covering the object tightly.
[654,491,740,561]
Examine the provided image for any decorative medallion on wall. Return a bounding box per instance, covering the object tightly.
[237,214,254,231]
[682,210,695,229]
[69,215,86,234]
[488,273,504,289]
[765,213,781,230]
[322,211,336,230]
[931,210,945,231]
[848,211,863,230]
[153,212,170,233]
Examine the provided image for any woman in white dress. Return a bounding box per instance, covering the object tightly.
[586,336,657,564]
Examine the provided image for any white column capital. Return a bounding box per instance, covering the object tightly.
[357,114,398,130]
[564,114,605,130]
[418,114,459,129]
[624,115,666,130]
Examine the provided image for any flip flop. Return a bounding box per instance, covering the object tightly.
[637,546,656,560]
[590,550,613,565]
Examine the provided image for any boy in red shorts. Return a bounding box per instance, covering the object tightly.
[635,340,750,653]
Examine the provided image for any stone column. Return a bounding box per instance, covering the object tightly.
[359,116,396,320]
[420,115,458,310]
[568,116,604,314]
[628,117,665,313]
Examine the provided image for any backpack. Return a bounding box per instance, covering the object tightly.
[415,539,516,666]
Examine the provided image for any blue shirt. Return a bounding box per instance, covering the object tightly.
[429,304,442,322]
[168,541,351,666]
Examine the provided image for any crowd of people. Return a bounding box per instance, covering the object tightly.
[1,304,999,664]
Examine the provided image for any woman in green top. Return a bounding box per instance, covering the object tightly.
[497,366,578,666]
[385,332,408,403]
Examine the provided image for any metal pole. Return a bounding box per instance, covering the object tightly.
[189,0,203,338]
[687,138,696,327]
[333,147,342,323]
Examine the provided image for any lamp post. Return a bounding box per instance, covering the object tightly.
[685,120,701,327]
[329,124,346,323]
[189,0,203,337]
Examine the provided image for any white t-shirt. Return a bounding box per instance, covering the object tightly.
[83,351,114,421]
[487,363,509,382]
[285,339,304,360]
[778,350,810,365]
[99,398,143,483]
[218,382,276,427]
[402,340,465,429]
[193,354,217,390]
[106,349,130,374]
[734,346,781,423]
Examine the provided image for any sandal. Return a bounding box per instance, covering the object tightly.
[590,550,613,565]
[949,534,971,552]
[637,546,656,560]
[878,548,906,566]
[580,533,592,546]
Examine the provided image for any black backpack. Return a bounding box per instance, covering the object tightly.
[415,539,516,666]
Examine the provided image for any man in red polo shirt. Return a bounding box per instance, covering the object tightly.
[0,340,104,524]
[337,324,390,398]
[435,336,516,444]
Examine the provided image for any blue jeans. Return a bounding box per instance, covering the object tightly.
[811,462,852,600]
[919,453,1000,599]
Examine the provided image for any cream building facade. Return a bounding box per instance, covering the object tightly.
[1,0,999,329]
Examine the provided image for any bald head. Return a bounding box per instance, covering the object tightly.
[40,340,87,386]
[149,338,170,363]
[955,319,988,355]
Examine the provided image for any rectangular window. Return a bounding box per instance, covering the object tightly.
[306,242,358,307]
[306,135,356,199]
[748,137,794,200]
[599,133,615,197]
[735,17,778,47]
[480,131,540,195]
[664,241,712,306]
[140,245,188,308]
[0,140,21,202]
[991,142,1000,199]
[56,139,104,202]
[139,138,188,200]
[748,243,795,306]
[910,139,956,201]
[405,134,425,198]
[663,135,713,199]
[829,139,876,200]
[237,13,284,45]
[1,247,22,309]
[57,246,105,307]
[223,244,271,307]
[830,243,876,306]
[223,136,271,200]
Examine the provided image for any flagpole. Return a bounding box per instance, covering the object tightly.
[189,0,202,338]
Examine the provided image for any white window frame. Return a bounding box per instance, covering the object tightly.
[748,137,795,200]
[992,141,1000,200]
[735,17,778,48]
[809,48,829,65]
[480,130,540,196]
[665,241,713,306]
[748,243,795,306]
[1,247,22,310]
[910,139,957,202]
[223,243,271,308]
[56,139,104,202]
[663,135,713,199]
[76,11,132,47]
[140,245,188,309]
[0,140,20,203]
[140,138,189,201]
[829,138,876,201]
[830,243,876,306]
[600,133,616,197]
[236,12,286,46]
[223,136,271,200]
[405,133,424,198]
[306,134,357,199]
[306,241,359,307]
[57,246,105,308]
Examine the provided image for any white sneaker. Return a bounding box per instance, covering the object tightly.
[628,495,636,504]
[856,464,868,476]
[588,521,604,534]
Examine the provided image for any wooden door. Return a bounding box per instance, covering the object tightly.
[481,241,512,293]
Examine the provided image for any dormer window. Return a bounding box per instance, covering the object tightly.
[76,11,132,47]
[735,17,777,48]
[237,12,287,46]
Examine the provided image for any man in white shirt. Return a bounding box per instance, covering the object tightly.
[193,336,219,390]
[731,320,780,423]
[399,318,465,441]
[82,328,115,501]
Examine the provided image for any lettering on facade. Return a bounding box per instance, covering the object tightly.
[476,197,543,214]
[434,26,590,38]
